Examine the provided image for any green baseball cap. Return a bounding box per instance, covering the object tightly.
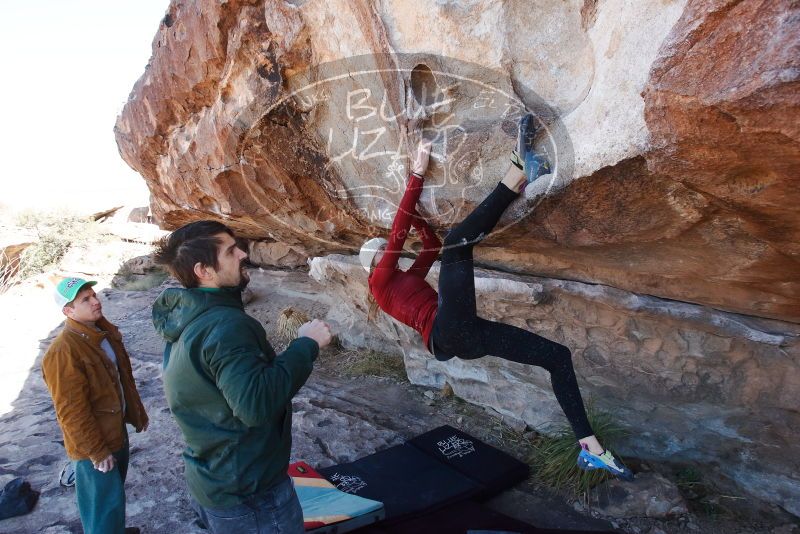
[54,277,97,307]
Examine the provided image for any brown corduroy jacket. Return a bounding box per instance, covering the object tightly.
[42,317,148,463]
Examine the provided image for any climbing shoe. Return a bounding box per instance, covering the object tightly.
[577,445,634,481]
[513,113,551,184]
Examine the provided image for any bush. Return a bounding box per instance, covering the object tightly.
[113,270,168,291]
[14,210,105,279]
[277,307,310,341]
[16,233,72,279]
[531,402,628,496]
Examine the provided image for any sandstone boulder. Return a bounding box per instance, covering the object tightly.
[592,472,688,519]
[0,242,32,284]
[115,0,800,323]
[309,254,800,517]
[249,240,308,268]
[112,0,800,518]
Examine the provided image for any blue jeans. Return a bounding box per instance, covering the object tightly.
[191,476,304,534]
[73,431,129,534]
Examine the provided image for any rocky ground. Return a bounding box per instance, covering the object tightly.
[0,257,797,534]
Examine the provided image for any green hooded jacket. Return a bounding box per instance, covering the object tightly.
[152,286,318,509]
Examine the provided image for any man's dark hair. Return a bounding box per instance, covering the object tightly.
[153,220,235,288]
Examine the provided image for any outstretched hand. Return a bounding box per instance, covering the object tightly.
[405,87,432,176]
[411,139,432,176]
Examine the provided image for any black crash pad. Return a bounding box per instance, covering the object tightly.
[357,499,616,534]
[318,443,481,523]
[407,425,530,499]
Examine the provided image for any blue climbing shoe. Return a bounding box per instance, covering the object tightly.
[577,446,634,481]
[514,113,551,184]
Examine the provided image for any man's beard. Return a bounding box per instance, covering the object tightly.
[236,264,250,291]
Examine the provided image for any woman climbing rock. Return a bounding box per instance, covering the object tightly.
[360,112,633,481]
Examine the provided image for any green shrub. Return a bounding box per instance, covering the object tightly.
[17,233,72,278]
[15,210,105,279]
[114,270,168,291]
[531,402,628,496]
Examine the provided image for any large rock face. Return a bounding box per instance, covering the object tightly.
[115,0,800,322]
[310,254,800,517]
[114,0,800,516]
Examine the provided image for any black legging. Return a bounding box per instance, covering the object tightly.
[430,182,594,439]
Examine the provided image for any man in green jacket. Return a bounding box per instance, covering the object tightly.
[152,220,332,534]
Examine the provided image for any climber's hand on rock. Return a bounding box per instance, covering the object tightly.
[411,138,432,177]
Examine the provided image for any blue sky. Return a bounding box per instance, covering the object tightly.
[0,1,169,212]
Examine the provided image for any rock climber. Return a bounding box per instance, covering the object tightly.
[360,111,633,481]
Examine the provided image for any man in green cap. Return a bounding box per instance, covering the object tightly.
[42,277,149,534]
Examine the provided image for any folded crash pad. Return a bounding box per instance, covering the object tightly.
[318,444,481,523]
[289,461,385,533]
[359,500,616,534]
[407,425,530,499]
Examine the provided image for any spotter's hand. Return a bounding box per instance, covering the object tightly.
[297,319,333,349]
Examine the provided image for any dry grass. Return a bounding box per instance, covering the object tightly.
[530,402,628,498]
[0,249,22,294]
[12,210,106,280]
[112,257,168,291]
[114,270,169,291]
[277,307,310,341]
[327,348,408,382]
